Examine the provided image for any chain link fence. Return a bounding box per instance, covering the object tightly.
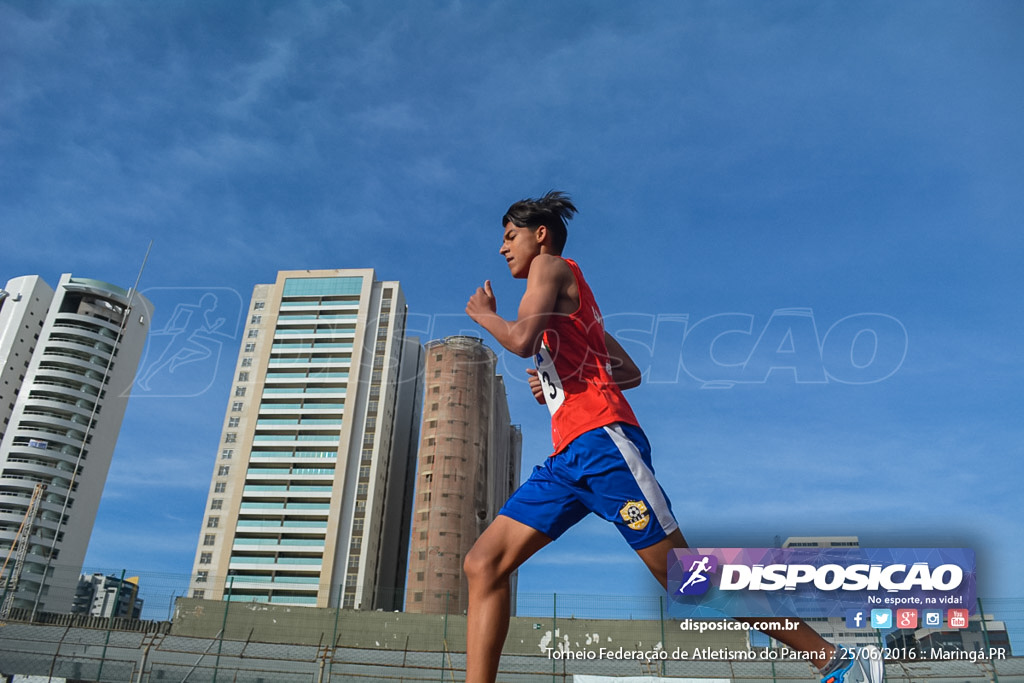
[0,566,1022,681]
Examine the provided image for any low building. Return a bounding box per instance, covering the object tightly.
[71,573,143,619]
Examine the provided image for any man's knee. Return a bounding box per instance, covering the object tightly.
[463,544,498,585]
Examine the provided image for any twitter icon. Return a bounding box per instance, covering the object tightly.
[870,609,893,629]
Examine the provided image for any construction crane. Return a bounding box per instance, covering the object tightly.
[0,483,46,619]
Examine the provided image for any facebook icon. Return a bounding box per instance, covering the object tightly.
[845,609,867,629]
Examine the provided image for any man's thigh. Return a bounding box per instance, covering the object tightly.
[498,458,591,541]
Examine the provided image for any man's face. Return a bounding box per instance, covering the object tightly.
[499,221,542,279]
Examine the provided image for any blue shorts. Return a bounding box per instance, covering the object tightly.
[499,423,678,550]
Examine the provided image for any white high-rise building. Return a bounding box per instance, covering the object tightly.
[0,275,151,613]
[188,269,423,610]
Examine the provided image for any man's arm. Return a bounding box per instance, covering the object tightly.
[466,254,566,358]
[604,332,642,390]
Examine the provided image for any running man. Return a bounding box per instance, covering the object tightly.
[464,191,882,683]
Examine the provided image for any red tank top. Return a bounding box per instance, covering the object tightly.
[534,258,639,454]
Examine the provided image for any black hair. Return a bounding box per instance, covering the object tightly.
[502,190,578,253]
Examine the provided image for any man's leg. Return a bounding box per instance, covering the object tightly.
[463,515,553,683]
[635,531,834,670]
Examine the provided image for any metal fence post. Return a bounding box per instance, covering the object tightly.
[552,593,558,683]
[978,597,1000,683]
[96,569,127,681]
[440,590,450,682]
[212,575,234,683]
[326,583,342,683]
[659,596,666,676]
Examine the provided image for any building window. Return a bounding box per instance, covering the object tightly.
[217,466,230,476]
[241,357,253,367]
[199,553,212,564]
[228,417,240,428]
[214,483,226,493]
[250,315,262,324]
[193,589,205,599]
[206,517,219,528]
[238,371,249,382]
[225,433,237,443]
[211,499,222,510]
[254,302,265,310]
[203,534,216,546]
[247,329,259,339]
[234,387,246,397]
[244,343,256,352]
[221,449,233,459]
[196,571,208,583]
[231,402,244,412]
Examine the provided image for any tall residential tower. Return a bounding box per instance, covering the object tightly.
[405,336,521,615]
[0,275,151,613]
[188,270,423,610]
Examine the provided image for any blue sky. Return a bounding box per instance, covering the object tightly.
[2,1,1021,619]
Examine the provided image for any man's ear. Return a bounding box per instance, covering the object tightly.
[534,224,548,245]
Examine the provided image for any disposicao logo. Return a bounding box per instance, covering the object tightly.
[677,554,718,596]
[667,548,976,621]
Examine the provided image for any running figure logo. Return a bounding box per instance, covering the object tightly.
[133,288,243,397]
[678,554,718,596]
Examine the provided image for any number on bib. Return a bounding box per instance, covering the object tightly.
[535,344,565,415]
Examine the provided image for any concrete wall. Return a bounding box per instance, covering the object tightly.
[170,597,749,656]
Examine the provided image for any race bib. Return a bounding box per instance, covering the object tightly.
[534,344,565,416]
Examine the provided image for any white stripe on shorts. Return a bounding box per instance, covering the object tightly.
[604,424,679,536]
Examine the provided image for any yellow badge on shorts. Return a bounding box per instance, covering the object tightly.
[619,500,650,531]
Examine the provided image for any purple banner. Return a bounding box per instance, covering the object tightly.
[667,548,976,620]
